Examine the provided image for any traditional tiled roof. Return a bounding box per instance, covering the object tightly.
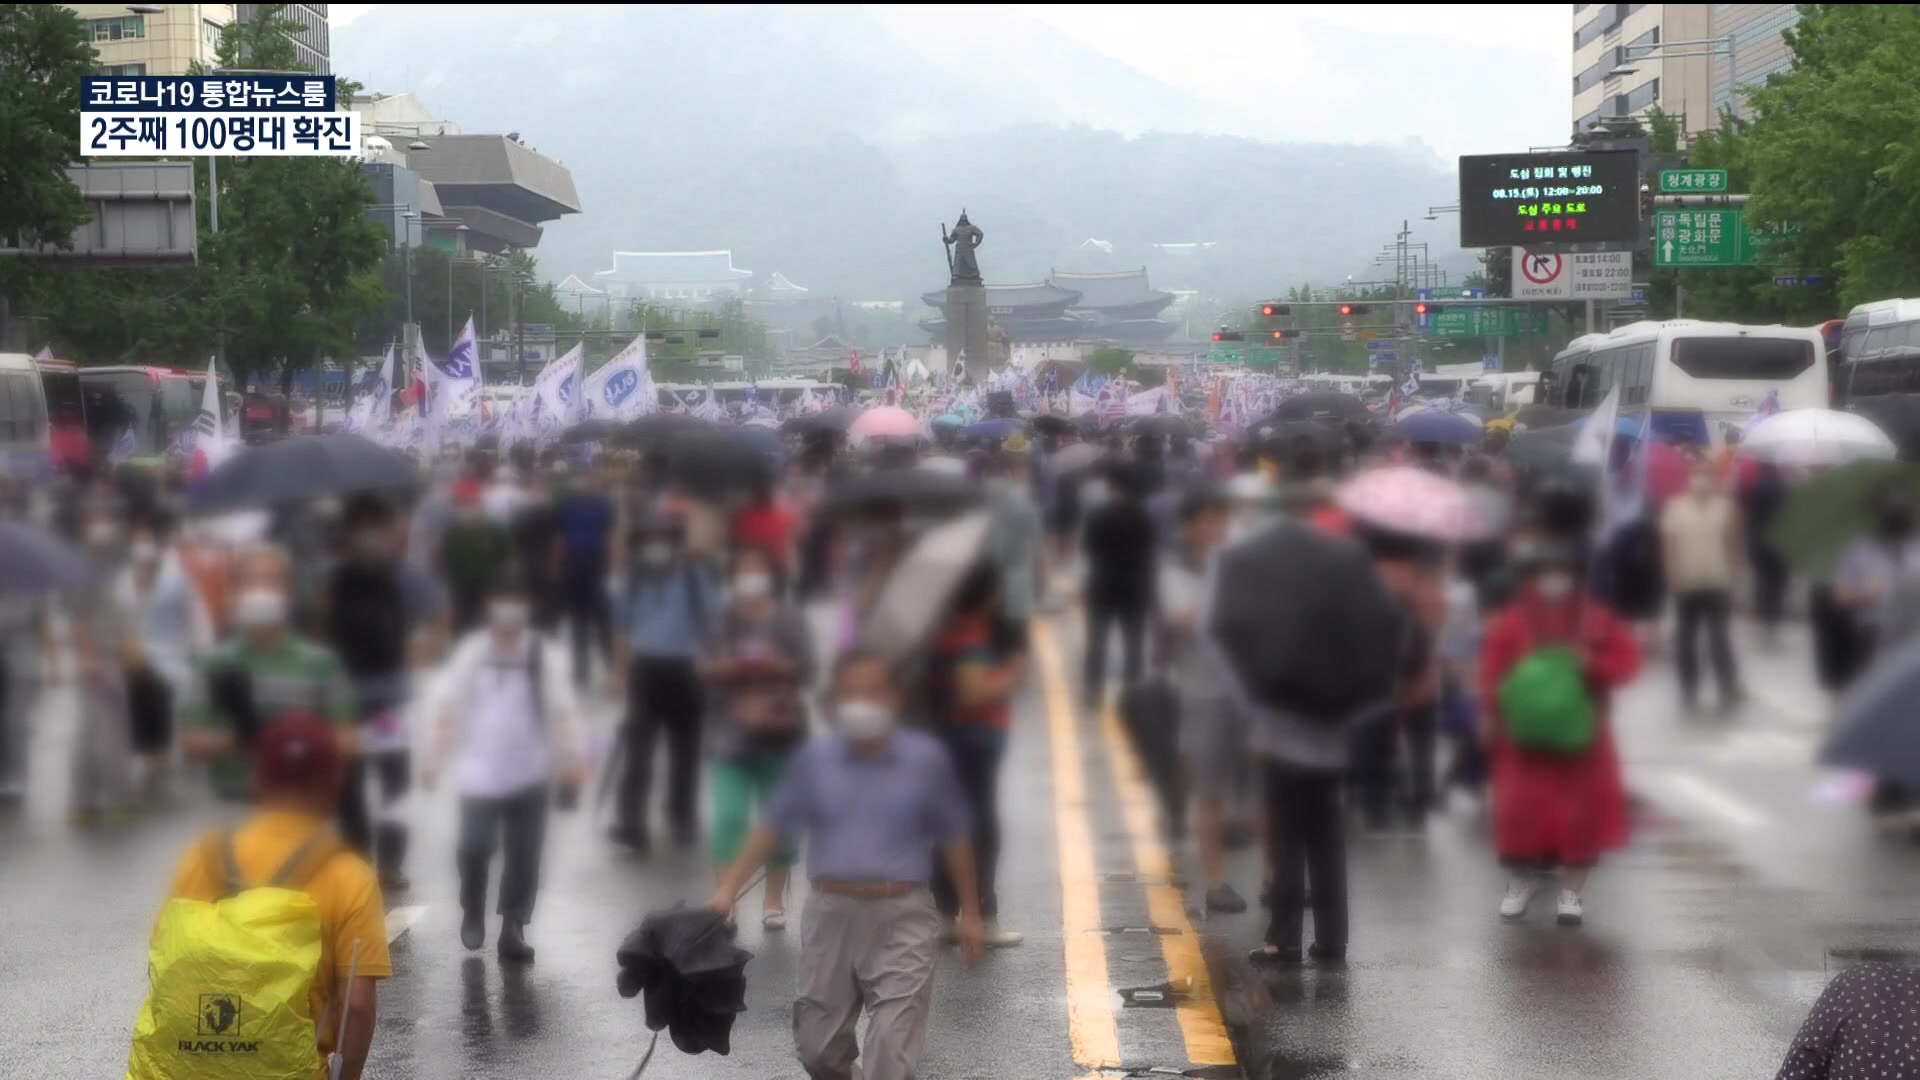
[595,250,754,285]
[920,282,1082,310]
[1048,268,1174,311]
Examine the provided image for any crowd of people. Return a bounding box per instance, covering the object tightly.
[5,390,1917,1080]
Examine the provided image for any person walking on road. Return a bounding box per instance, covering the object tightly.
[1661,462,1744,712]
[438,480,513,636]
[554,468,618,688]
[709,650,983,1080]
[1480,541,1641,928]
[182,545,358,804]
[115,512,212,805]
[1161,489,1250,913]
[609,513,719,853]
[926,563,1026,948]
[1081,464,1156,698]
[138,716,389,1080]
[703,545,812,931]
[423,573,584,965]
[1350,526,1449,836]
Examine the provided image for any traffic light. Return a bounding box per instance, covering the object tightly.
[1260,303,1292,318]
[1270,329,1297,340]
[1212,330,1246,342]
[1414,302,1444,316]
[1338,303,1372,317]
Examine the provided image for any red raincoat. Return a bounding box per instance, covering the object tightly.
[1479,590,1641,866]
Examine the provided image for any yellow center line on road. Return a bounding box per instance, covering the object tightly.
[1032,621,1123,1072]
[1097,699,1238,1068]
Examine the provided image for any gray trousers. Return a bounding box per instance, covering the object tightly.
[793,887,941,1080]
[457,785,548,925]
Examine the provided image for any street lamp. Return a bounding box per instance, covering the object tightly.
[1425,204,1459,221]
[1614,36,1738,117]
[449,224,469,345]
[408,140,431,152]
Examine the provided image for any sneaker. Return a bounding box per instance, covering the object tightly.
[1499,875,1539,920]
[460,910,485,952]
[1308,943,1347,964]
[1248,944,1304,966]
[983,921,1025,948]
[1555,890,1584,927]
[606,825,651,854]
[1204,884,1249,914]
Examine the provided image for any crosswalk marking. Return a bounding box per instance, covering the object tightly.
[1032,623,1123,1071]
[385,904,429,943]
[1656,770,1770,830]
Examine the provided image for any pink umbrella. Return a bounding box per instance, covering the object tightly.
[849,405,921,440]
[1337,465,1489,542]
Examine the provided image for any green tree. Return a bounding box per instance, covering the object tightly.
[0,5,93,249]
[1741,4,1920,307]
[1088,345,1134,378]
[1644,105,1682,155]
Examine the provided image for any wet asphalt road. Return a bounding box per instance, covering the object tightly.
[3,614,1916,1080]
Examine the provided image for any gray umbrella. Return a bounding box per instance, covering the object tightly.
[186,433,416,515]
[0,522,96,595]
[855,511,994,665]
[1824,631,1920,787]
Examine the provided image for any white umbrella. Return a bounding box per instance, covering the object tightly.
[1743,408,1897,466]
[855,511,994,665]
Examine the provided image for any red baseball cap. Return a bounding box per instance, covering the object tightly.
[252,715,343,795]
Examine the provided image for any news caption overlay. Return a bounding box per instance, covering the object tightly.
[81,75,360,158]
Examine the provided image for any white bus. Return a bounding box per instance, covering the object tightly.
[1546,319,1827,446]
[0,354,53,482]
[1838,298,1920,399]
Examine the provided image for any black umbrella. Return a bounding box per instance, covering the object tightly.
[1208,522,1407,726]
[820,466,983,517]
[616,907,752,1057]
[1275,392,1370,422]
[1249,416,1344,457]
[615,413,713,449]
[0,522,97,595]
[1030,414,1074,437]
[782,406,859,435]
[186,434,415,516]
[558,418,625,445]
[1129,413,1190,438]
[667,432,776,495]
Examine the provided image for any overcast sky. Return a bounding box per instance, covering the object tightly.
[331,4,1569,160]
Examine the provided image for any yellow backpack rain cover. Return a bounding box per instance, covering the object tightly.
[126,831,336,1080]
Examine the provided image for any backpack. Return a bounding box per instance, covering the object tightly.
[1497,635,1597,755]
[126,830,345,1080]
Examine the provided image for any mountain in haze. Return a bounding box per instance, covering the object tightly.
[338,6,1463,308]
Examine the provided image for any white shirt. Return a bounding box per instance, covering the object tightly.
[431,630,583,798]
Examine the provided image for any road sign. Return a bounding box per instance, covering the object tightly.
[1426,286,1483,300]
[1368,351,1398,367]
[1774,273,1826,289]
[1658,168,1729,193]
[1365,339,1395,351]
[1210,348,1243,364]
[1512,248,1631,299]
[1341,319,1356,341]
[1458,150,1643,247]
[1654,208,1743,267]
[1429,307,1550,338]
[1483,353,1500,371]
[1617,286,1647,306]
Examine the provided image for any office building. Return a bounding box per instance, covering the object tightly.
[66,4,234,77]
[238,3,329,74]
[1570,4,1800,139]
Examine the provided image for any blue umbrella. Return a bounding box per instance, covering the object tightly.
[932,413,965,429]
[963,418,1020,441]
[0,522,97,595]
[1393,410,1482,447]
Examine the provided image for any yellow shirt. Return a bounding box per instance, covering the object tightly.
[159,811,392,1059]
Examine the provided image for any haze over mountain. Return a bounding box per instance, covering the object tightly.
[338,5,1471,307]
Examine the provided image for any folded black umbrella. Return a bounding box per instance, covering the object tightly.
[667,432,776,496]
[0,522,96,596]
[613,413,713,449]
[1208,521,1407,726]
[186,434,416,516]
[820,466,983,518]
[616,908,752,1057]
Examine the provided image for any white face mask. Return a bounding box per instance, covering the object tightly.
[129,540,159,566]
[489,599,530,631]
[732,572,773,601]
[85,521,119,550]
[640,542,673,567]
[1535,571,1576,601]
[235,588,288,630]
[836,700,895,740]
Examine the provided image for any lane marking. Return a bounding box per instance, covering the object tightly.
[1095,700,1237,1068]
[1032,622,1123,1071]
[385,904,429,943]
[1748,682,1825,728]
[1659,769,1769,830]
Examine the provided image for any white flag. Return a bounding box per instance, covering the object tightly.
[425,318,480,450]
[532,343,583,429]
[344,345,395,434]
[189,357,229,475]
[582,334,653,421]
[1572,384,1621,467]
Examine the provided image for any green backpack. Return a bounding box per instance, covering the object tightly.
[1497,643,1596,755]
